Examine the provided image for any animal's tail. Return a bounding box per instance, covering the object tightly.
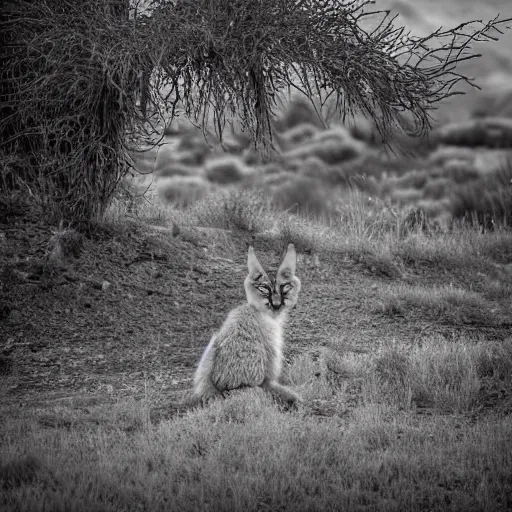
[262,380,301,404]
[193,337,223,402]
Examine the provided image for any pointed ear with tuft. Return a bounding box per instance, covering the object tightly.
[247,246,266,276]
[278,243,297,275]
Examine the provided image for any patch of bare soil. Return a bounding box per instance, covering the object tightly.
[1,211,510,421]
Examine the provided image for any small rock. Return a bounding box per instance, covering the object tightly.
[172,223,180,237]
[102,280,111,291]
[0,303,11,320]
[0,355,13,375]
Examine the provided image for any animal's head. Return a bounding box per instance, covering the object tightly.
[244,244,301,316]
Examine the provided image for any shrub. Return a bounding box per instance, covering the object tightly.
[204,156,250,185]
[433,118,512,148]
[258,171,296,188]
[348,118,382,146]
[157,176,212,207]
[271,175,337,217]
[278,215,333,253]
[311,126,351,145]
[154,144,209,174]
[450,159,512,226]
[415,198,452,220]
[389,187,425,205]
[283,137,364,166]
[297,157,330,180]
[188,189,275,232]
[1,0,150,226]
[371,336,483,412]
[0,455,47,490]
[175,133,213,155]
[156,163,202,179]
[280,158,304,173]
[423,177,451,200]
[275,123,320,152]
[427,146,475,166]
[273,96,324,132]
[441,161,480,183]
[384,170,430,191]
[472,85,512,119]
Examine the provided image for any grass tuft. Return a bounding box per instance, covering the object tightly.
[369,336,512,413]
[187,188,276,233]
[378,283,501,325]
[0,455,47,490]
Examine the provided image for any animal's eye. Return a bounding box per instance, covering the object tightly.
[256,285,270,294]
[282,283,292,293]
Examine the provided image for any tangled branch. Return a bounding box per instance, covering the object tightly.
[146,0,511,150]
[0,0,161,225]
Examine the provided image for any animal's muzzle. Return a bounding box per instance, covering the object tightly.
[269,294,283,311]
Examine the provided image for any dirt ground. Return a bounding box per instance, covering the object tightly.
[1,208,510,421]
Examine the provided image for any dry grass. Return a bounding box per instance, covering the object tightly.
[2,365,512,511]
[368,335,512,414]
[377,283,502,325]
[186,188,276,233]
[3,183,512,509]
[395,227,512,270]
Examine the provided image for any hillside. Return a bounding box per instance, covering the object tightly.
[1,198,512,406]
[2,193,512,510]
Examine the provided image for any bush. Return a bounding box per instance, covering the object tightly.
[311,126,351,145]
[156,163,202,179]
[389,187,425,205]
[297,157,330,180]
[441,161,480,184]
[157,176,212,207]
[283,137,365,166]
[275,123,320,152]
[270,175,337,217]
[154,144,209,174]
[0,0,150,226]
[371,336,512,413]
[204,156,250,185]
[188,189,275,232]
[379,283,501,326]
[423,177,451,200]
[372,337,480,412]
[427,146,476,166]
[273,96,324,132]
[472,85,512,119]
[450,159,512,227]
[433,118,512,148]
[383,170,430,191]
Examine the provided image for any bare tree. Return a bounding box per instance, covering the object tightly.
[147,0,511,157]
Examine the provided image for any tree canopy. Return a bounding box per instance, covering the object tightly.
[144,0,511,154]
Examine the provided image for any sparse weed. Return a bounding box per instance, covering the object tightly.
[332,190,395,241]
[187,188,275,232]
